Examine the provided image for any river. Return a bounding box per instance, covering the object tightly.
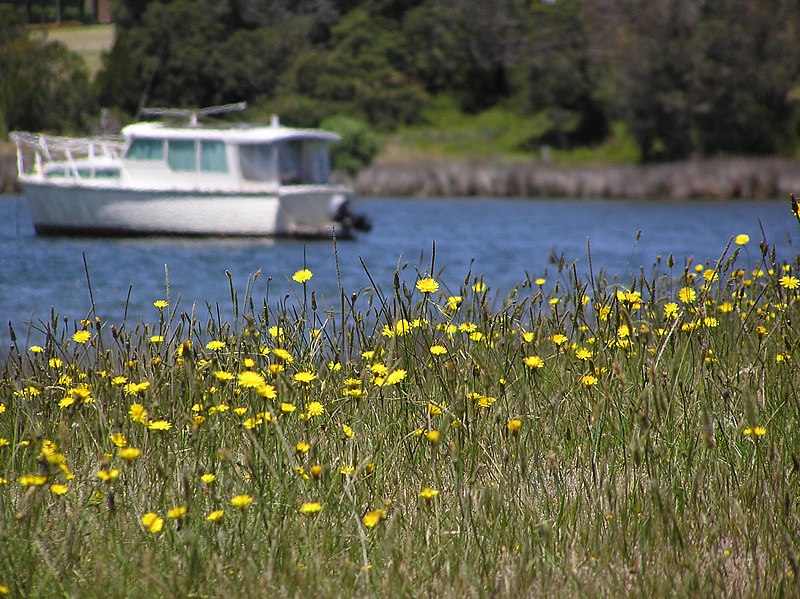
[0,194,796,349]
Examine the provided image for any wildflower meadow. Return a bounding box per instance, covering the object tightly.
[2,200,800,597]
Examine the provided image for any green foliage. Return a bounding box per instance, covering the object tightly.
[0,7,96,136]
[320,114,382,175]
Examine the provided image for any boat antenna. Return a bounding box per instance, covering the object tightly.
[139,102,248,126]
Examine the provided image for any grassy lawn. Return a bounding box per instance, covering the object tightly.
[29,24,115,76]
[2,223,799,596]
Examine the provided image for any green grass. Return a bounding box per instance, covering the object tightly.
[29,24,115,76]
[1,230,800,597]
[378,97,640,166]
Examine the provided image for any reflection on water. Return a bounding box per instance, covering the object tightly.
[0,194,795,348]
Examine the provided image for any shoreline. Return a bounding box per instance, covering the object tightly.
[4,150,799,200]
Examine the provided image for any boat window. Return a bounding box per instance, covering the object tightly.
[95,169,121,179]
[77,169,91,178]
[277,140,330,185]
[126,138,164,160]
[239,144,274,181]
[168,140,196,171]
[200,140,228,173]
[45,168,66,178]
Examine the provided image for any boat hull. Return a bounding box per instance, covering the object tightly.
[21,182,353,238]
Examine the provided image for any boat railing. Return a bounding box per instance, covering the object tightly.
[9,131,126,179]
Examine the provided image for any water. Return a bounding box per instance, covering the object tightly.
[0,194,796,349]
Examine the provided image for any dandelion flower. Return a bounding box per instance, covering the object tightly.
[149,335,164,343]
[299,502,322,515]
[237,370,266,388]
[19,474,47,486]
[231,494,254,509]
[472,281,487,293]
[129,403,148,424]
[72,330,91,344]
[292,269,313,283]
[146,420,172,431]
[201,473,216,484]
[362,509,386,528]
[341,423,354,438]
[141,512,164,533]
[507,419,522,433]
[293,371,317,384]
[29,345,44,353]
[206,340,226,351]
[295,441,311,453]
[50,484,68,496]
[416,277,439,294]
[580,374,598,387]
[153,300,169,309]
[257,384,277,399]
[779,275,799,289]
[550,334,568,346]
[97,468,120,481]
[119,447,141,461]
[206,509,224,522]
[735,234,750,245]
[281,402,297,414]
[678,287,697,304]
[380,369,407,386]
[425,430,440,444]
[419,487,439,501]
[167,506,187,520]
[305,401,324,417]
[523,355,544,369]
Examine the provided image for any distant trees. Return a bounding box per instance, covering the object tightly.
[6,0,800,163]
[0,7,95,136]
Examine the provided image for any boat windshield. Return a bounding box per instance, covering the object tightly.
[278,140,331,185]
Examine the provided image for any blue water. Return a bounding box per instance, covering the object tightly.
[0,194,796,349]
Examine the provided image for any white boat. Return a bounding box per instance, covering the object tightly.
[10,103,370,238]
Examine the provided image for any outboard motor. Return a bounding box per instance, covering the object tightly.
[331,194,372,234]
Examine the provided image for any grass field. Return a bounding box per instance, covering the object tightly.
[29,24,115,76]
[1,214,800,596]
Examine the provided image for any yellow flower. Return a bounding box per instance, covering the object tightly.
[29,345,44,353]
[49,357,63,368]
[201,473,216,484]
[281,402,297,414]
[445,295,462,310]
[678,287,697,304]
[507,419,522,433]
[19,474,48,486]
[146,420,172,431]
[214,370,234,381]
[237,370,266,388]
[341,423,355,438]
[299,501,322,515]
[231,494,254,509]
[735,233,750,245]
[779,275,799,289]
[472,281,487,293]
[550,334,568,346]
[256,384,277,399]
[425,430,440,444]
[110,433,127,447]
[523,355,544,369]
[153,299,169,308]
[305,401,325,417]
[295,441,311,454]
[206,340,226,351]
[580,374,598,387]
[380,369,407,386]
[50,484,69,496]
[97,468,120,481]
[477,395,496,408]
[664,302,679,318]
[149,335,164,343]
[72,330,91,344]
[292,268,313,283]
[119,447,141,461]
[206,509,224,522]
[419,487,439,501]
[293,371,317,384]
[416,277,439,293]
[362,509,387,528]
[429,344,448,356]
[123,381,150,395]
[141,512,164,533]
[167,506,187,519]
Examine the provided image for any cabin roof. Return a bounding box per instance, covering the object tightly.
[121,121,341,144]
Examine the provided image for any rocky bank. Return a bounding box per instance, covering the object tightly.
[4,147,800,200]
